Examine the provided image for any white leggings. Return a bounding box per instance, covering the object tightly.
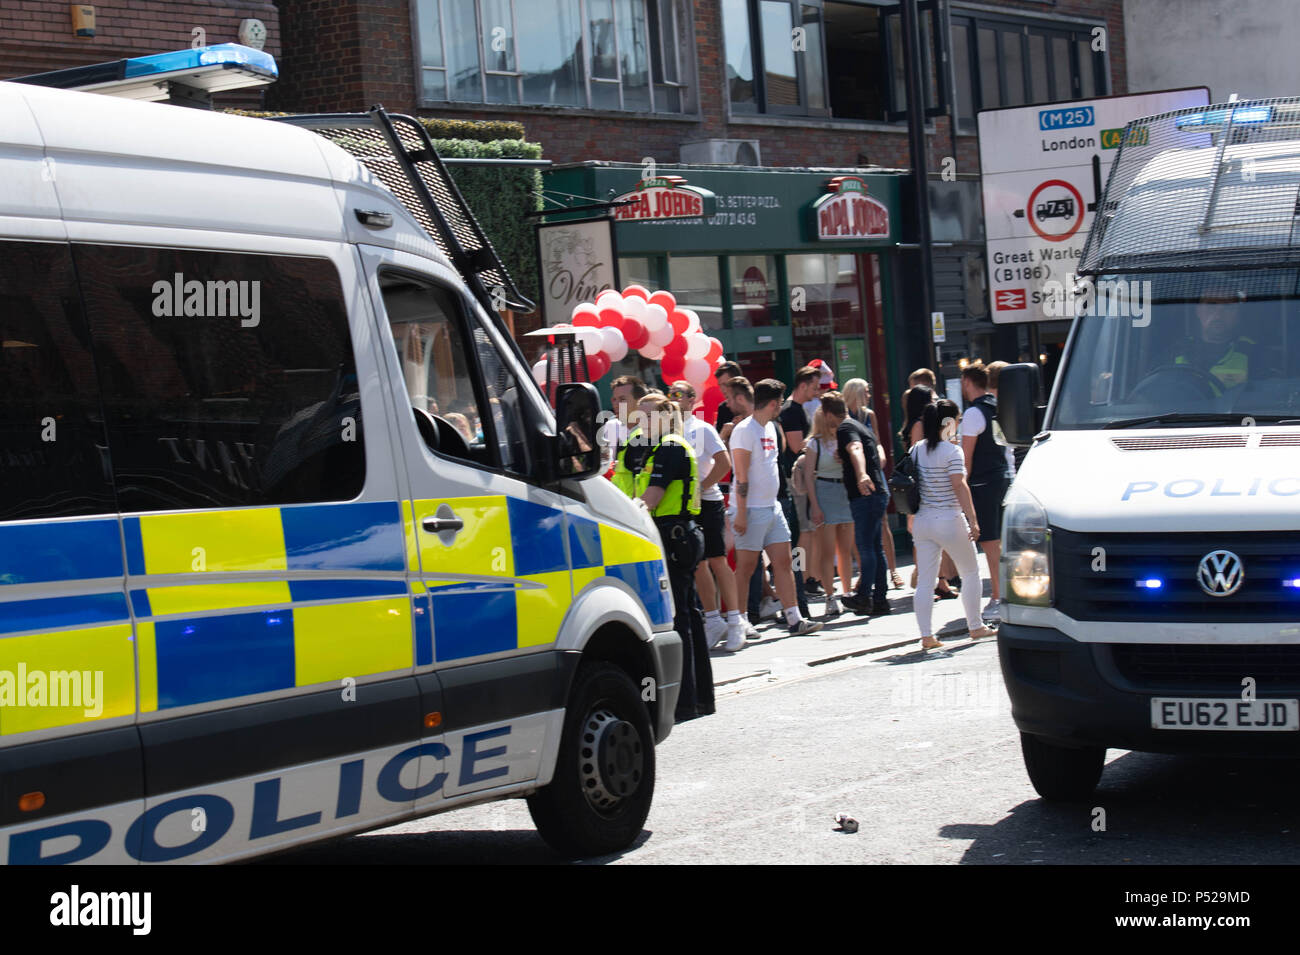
[912,509,984,637]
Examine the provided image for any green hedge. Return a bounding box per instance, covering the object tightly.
[223,110,542,308]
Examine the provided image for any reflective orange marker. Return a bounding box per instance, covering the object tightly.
[424,711,442,729]
[19,792,45,812]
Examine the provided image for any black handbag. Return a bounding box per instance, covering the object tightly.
[889,445,921,515]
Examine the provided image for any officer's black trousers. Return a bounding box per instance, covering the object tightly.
[657,518,713,721]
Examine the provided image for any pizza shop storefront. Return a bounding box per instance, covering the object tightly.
[540,162,909,438]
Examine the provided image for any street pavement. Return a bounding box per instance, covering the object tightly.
[266,557,1300,865]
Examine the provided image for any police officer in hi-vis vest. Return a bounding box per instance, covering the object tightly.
[615,392,712,722]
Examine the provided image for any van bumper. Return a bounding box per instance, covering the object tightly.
[999,623,1300,756]
[649,629,682,744]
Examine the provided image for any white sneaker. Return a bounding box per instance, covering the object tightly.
[982,598,1001,622]
[724,620,746,651]
[704,615,727,649]
[823,596,842,619]
[744,619,761,640]
[760,596,782,621]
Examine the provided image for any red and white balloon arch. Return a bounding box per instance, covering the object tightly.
[531,285,730,420]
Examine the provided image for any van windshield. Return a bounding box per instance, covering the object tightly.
[1050,268,1300,429]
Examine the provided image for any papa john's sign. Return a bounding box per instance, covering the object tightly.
[808,176,890,241]
[612,176,718,221]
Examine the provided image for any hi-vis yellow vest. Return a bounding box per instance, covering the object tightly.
[616,432,700,517]
[612,426,643,497]
[637,433,701,518]
[1175,336,1256,393]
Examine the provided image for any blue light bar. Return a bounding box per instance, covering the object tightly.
[1176,105,1272,129]
[1284,579,1300,589]
[122,43,277,80]
[1137,578,1164,590]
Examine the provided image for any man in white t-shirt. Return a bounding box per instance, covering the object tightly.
[599,375,646,473]
[669,380,745,651]
[729,377,821,637]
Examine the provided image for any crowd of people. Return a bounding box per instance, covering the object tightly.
[599,358,1011,723]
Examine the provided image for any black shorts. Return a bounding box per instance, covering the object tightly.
[969,478,1009,543]
[698,499,727,559]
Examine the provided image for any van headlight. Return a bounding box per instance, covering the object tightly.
[1001,486,1052,605]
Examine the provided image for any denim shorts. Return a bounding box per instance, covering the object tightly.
[812,477,853,526]
[733,504,791,551]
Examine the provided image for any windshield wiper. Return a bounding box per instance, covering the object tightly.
[1104,412,1299,429]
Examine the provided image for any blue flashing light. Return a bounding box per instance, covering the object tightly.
[1176,105,1272,129]
[122,43,277,81]
[1137,578,1164,590]
[267,616,284,626]
[1284,579,1300,589]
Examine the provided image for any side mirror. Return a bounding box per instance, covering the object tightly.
[552,382,602,480]
[999,363,1045,446]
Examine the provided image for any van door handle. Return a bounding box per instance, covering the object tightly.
[422,517,464,533]
[422,502,465,545]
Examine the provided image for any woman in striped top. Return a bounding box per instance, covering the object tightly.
[911,399,996,650]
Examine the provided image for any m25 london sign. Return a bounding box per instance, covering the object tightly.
[613,176,718,221]
[808,176,890,241]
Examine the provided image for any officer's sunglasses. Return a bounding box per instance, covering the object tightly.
[667,388,694,400]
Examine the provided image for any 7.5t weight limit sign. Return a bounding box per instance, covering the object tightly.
[1025,179,1084,242]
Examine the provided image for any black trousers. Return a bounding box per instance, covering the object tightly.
[658,518,713,721]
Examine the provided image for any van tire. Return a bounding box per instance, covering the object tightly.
[1021,732,1105,801]
[527,662,655,857]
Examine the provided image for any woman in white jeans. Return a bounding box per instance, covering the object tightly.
[910,399,996,650]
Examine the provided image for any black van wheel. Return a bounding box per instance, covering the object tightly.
[1021,732,1106,801]
[527,662,655,857]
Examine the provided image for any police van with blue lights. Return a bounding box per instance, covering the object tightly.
[996,97,1300,800]
[0,46,681,862]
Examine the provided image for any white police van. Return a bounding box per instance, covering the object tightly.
[0,47,681,862]
[997,97,1300,800]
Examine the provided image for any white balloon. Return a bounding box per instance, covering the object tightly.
[648,322,675,347]
[683,358,711,386]
[622,295,650,323]
[574,326,602,352]
[684,333,710,360]
[604,335,629,362]
[599,326,624,355]
[640,342,665,360]
[532,359,548,386]
[594,289,624,312]
[642,303,669,332]
[681,308,701,335]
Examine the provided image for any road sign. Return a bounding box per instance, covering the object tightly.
[977,88,1209,324]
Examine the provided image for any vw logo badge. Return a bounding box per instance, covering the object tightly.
[1197,550,1244,597]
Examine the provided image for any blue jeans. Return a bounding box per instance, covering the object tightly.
[850,491,889,603]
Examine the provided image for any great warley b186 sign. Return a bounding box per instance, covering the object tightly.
[612,176,718,221]
[808,176,890,241]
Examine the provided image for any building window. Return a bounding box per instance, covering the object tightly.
[952,13,1109,132]
[725,0,939,123]
[729,255,780,327]
[416,0,690,113]
[667,257,724,331]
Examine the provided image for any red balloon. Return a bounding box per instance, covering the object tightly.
[705,339,724,362]
[648,290,677,314]
[585,351,612,381]
[622,285,651,301]
[659,354,686,382]
[573,312,601,327]
[622,318,649,350]
[668,309,691,337]
[663,335,688,359]
[598,307,625,330]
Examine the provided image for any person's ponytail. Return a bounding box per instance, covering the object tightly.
[924,399,960,451]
